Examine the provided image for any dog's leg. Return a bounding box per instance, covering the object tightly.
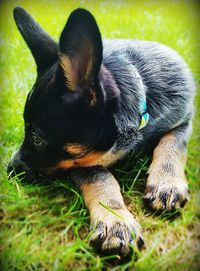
[71,166,144,257]
[144,123,191,211]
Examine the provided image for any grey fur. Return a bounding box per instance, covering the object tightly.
[102,39,195,153]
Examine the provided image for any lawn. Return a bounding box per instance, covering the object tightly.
[0,0,200,270]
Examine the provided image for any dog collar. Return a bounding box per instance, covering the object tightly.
[139,99,149,130]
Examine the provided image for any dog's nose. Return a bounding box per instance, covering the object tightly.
[7,152,26,177]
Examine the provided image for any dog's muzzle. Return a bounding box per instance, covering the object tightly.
[7,151,27,177]
[7,151,51,182]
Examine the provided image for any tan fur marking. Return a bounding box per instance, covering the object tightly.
[60,55,77,91]
[65,144,88,156]
[56,147,127,170]
[92,149,127,167]
[149,131,187,181]
[85,58,93,81]
[145,130,189,210]
[82,43,93,83]
[57,151,104,169]
[79,175,142,252]
[80,175,123,211]
[89,90,97,106]
[80,176,136,226]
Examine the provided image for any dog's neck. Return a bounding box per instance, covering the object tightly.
[100,53,149,151]
[102,56,147,123]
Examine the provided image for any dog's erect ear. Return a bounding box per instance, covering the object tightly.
[13,7,58,73]
[58,8,103,92]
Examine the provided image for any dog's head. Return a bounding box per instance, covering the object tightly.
[8,7,119,179]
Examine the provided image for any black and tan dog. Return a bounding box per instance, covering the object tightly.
[8,7,195,258]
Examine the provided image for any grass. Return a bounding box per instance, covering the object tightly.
[0,0,200,270]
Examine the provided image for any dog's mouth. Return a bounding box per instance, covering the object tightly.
[7,156,50,182]
[7,158,70,183]
[7,165,49,183]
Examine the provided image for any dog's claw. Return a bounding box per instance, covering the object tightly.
[90,211,144,258]
[171,201,176,209]
[144,182,189,212]
[180,198,188,208]
[137,237,145,250]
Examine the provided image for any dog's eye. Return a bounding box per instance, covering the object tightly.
[31,132,45,147]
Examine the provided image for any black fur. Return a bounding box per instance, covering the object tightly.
[8,7,195,257]
[13,7,58,73]
[8,6,195,178]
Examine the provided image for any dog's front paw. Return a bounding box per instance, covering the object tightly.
[144,176,189,211]
[89,207,144,258]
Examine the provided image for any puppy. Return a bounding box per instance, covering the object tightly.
[8,7,195,258]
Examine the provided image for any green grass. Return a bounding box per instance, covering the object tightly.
[0,0,200,270]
